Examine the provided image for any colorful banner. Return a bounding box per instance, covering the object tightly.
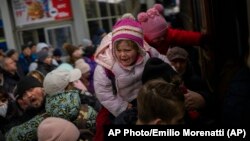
[12,0,72,26]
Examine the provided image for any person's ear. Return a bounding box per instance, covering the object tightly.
[151,118,163,125]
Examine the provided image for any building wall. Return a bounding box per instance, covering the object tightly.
[0,0,145,51]
[0,0,16,51]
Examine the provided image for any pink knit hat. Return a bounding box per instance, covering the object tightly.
[137,4,168,41]
[112,15,143,48]
[37,117,80,141]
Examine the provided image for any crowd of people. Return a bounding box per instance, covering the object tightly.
[0,3,249,141]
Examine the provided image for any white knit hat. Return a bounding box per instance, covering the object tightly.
[36,42,50,53]
[82,38,93,48]
[43,68,81,95]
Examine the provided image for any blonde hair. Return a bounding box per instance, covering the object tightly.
[137,79,185,124]
[114,40,139,51]
[27,70,44,83]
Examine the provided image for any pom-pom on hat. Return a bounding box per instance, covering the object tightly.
[112,13,143,48]
[137,4,168,41]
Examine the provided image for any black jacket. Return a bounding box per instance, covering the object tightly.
[222,66,250,126]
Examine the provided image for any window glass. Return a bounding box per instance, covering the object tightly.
[85,0,139,38]
[45,25,73,55]
[99,2,108,17]
[88,21,100,39]
[85,0,98,18]
[102,19,110,32]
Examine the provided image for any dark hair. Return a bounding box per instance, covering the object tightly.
[28,41,36,48]
[142,57,181,84]
[0,86,9,102]
[83,47,96,58]
[21,44,29,51]
[6,49,17,57]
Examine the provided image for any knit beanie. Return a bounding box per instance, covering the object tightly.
[112,13,143,49]
[37,117,80,141]
[137,4,168,41]
[142,57,177,84]
[82,38,93,48]
[36,50,49,63]
[15,76,42,99]
[36,42,50,53]
[53,48,62,57]
[166,47,188,61]
[63,43,79,57]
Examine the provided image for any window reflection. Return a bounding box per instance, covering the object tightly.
[47,26,72,55]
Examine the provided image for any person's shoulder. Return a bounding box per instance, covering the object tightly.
[30,53,37,59]
[18,53,25,60]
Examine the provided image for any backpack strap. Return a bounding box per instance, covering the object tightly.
[104,68,117,95]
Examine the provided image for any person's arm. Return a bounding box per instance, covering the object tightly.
[94,65,128,117]
[5,114,46,141]
[166,28,203,46]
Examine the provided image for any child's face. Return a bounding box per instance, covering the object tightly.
[73,49,83,58]
[115,40,138,67]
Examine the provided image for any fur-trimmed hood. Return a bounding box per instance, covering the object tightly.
[94,32,152,70]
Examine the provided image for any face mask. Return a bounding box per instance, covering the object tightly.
[0,102,8,117]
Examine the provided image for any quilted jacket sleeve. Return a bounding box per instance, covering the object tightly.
[94,65,128,117]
